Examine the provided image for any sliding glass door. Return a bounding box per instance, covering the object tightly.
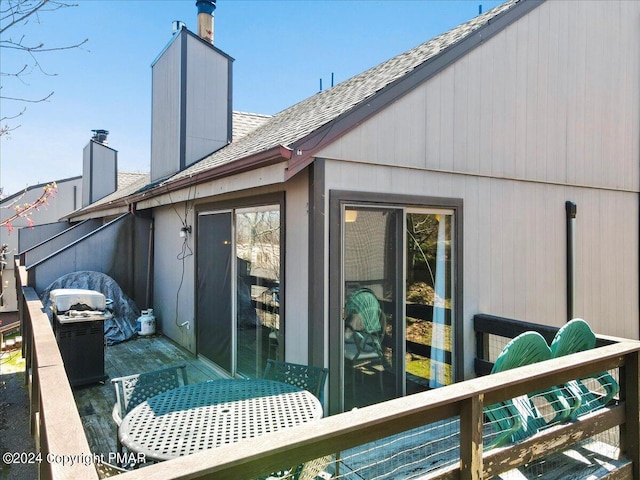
[341,204,455,410]
[197,204,281,378]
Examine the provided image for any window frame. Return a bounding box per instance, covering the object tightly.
[328,190,463,414]
[195,192,286,376]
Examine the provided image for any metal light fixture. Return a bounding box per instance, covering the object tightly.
[179,225,192,238]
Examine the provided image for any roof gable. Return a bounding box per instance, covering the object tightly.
[169,0,533,184]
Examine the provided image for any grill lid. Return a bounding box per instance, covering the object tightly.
[50,288,106,312]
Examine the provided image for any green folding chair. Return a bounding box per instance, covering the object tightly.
[484,331,571,449]
[550,318,619,418]
[343,288,387,398]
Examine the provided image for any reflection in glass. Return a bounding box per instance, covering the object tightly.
[235,206,280,378]
[406,212,453,391]
[343,207,396,409]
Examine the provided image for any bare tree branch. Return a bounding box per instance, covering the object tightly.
[0,0,86,132]
[1,91,53,102]
[0,37,88,52]
[1,106,27,122]
[0,0,49,35]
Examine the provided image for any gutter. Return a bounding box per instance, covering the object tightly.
[68,145,292,219]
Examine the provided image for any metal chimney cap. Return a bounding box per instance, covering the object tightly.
[196,0,216,15]
[91,129,109,143]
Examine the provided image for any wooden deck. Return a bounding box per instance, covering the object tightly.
[69,333,630,480]
[72,334,225,458]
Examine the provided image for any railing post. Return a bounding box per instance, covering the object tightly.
[460,393,484,479]
[622,349,640,478]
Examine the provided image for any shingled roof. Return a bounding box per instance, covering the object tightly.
[167,0,526,185]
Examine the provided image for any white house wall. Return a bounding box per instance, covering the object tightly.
[316,0,640,360]
[138,162,287,211]
[323,161,638,379]
[151,169,310,364]
[152,204,196,352]
[319,0,640,192]
[282,169,310,365]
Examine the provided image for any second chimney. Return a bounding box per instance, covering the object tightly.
[196,0,216,44]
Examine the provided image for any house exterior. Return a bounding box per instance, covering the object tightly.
[60,0,639,415]
[0,134,148,323]
[0,177,82,259]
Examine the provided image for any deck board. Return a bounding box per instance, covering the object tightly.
[72,334,223,457]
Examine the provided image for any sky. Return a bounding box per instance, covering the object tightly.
[0,0,503,197]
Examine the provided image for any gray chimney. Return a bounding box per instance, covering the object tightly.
[83,131,118,207]
[150,1,232,183]
[196,0,216,44]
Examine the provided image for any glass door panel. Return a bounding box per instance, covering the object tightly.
[197,211,233,373]
[405,211,454,392]
[235,206,281,378]
[342,207,398,409]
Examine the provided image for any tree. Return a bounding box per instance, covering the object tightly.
[0,0,88,136]
[0,181,57,233]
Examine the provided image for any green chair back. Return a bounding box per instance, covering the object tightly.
[485,332,571,449]
[550,318,596,358]
[492,331,551,373]
[550,318,619,416]
[345,288,386,356]
[345,288,384,334]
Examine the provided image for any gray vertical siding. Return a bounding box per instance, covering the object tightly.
[151,31,232,182]
[27,213,151,309]
[184,34,231,167]
[318,0,639,191]
[323,162,638,378]
[316,0,640,359]
[152,205,197,352]
[151,36,182,182]
[88,141,117,204]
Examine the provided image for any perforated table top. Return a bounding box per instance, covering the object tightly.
[118,379,323,461]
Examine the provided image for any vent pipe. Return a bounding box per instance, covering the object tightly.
[172,20,186,34]
[566,201,577,321]
[196,0,216,44]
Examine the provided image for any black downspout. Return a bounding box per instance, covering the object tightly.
[566,201,577,322]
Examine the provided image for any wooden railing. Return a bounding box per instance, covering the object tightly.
[17,265,640,479]
[17,263,100,479]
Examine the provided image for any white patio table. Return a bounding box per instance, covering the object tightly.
[118,378,323,462]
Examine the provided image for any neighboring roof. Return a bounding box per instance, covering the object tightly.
[232,111,271,140]
[167,0,526,184]
[68,172,149,216]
